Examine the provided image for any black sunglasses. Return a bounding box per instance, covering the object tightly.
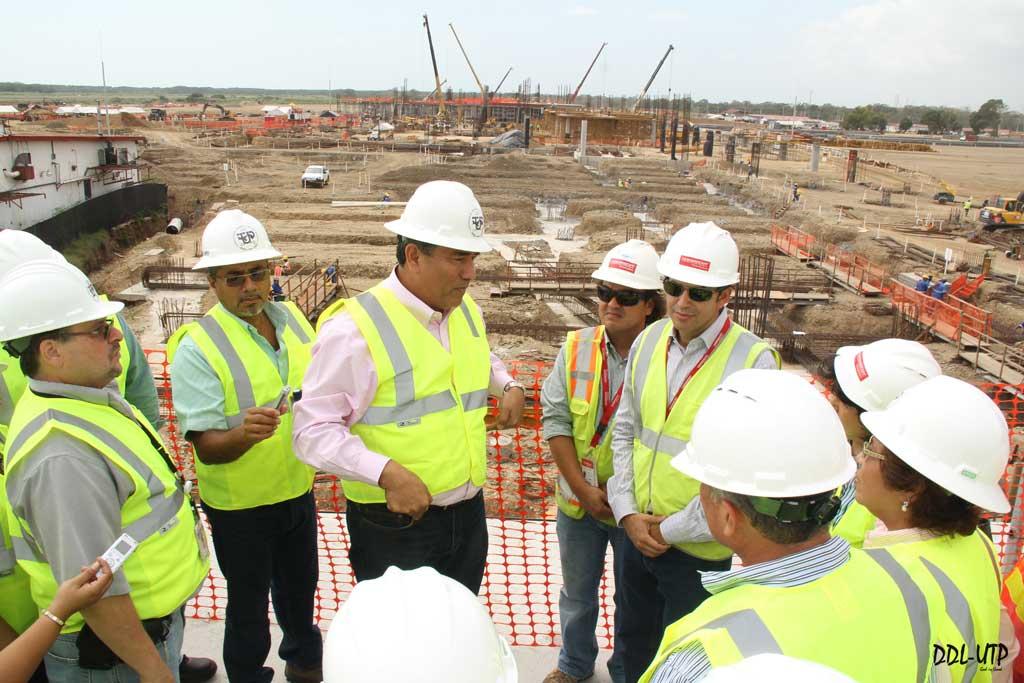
[218,268,270,288]
[662,278,718,302]
[596,284,646,307]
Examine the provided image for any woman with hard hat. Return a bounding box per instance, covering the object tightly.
[856,375,1017,682]
[819,339,941,548]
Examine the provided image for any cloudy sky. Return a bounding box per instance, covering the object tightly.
[4,0,1020,110]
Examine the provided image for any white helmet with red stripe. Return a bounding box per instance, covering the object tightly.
[658,221,739,287]
[591,239,661,290]
[833,339,941,413]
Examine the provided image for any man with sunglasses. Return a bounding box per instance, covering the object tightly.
[540,240,665,683]
[606,222,780,682]
[168,210,322,683]
[0,259,209,683]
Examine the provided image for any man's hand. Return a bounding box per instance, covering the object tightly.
[622,513,670,558]
[493,386,525,430]
[578,485,614,521]
[239,407,280,444]
[378,461,432,520]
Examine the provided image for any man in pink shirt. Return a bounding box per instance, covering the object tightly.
[293,180,525,593]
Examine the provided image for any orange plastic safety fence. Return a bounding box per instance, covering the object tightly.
[822,243,890,295]
[889,280,993,341]
[145,350,614,647]
[770,224,816,260]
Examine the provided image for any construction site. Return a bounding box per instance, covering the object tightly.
[3,20,1024,680]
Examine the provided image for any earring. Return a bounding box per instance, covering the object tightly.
[901,501,909,512]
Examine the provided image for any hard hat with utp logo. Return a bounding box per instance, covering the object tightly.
[192,209,282,271]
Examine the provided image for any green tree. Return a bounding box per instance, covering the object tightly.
[186,92,205,102]
[899,117,914,132]
[921,109,960,134]
[970,98,1005,136]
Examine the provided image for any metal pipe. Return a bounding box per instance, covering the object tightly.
[570,42,606,104]
[633,45,674,112]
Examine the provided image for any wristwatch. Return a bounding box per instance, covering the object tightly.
[503,380,525,394]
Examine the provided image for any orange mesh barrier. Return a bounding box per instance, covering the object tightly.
[821,244,890,295]
[889,280,993,341]
[145,351,616,646]
[770,224,816,260]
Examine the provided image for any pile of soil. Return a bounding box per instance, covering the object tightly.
[575,210,641,236]
[565,199,626,216]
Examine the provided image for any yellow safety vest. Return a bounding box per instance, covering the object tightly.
[3,389,209,634]
[832,500,877,549]
[630,318,779,559]
[102,297,132,397]
[640,547,935,683]
[167,301,316,511]
[325,285,491,503]
[557,325,616,524]
[887,531,1003,683]
[0,472,36,634]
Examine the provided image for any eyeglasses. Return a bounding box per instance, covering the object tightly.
[596,284,646,307]
[860,439,887,462]
[60,319,116,342]
[662,278,718,302]
[217,268,270,288]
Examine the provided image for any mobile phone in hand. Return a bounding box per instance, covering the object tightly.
[275,386,292,413]
[98,534,138,575]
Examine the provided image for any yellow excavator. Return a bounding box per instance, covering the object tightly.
[199,102,234,121]
[980,192,1024,231]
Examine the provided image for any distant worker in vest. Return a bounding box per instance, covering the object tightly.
[293,180,525,593]
[856,375,1018,682]
[322,566,518,683]
[541,240,665,683]
[0,259,210,683]
[965,197,974,217]
[606,221,779,682]
[641,370,936,682]
[818,339,941,548]
[168,210,322,683]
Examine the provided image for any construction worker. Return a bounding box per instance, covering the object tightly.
[168,209,322,683]
[293,180,524,593]
[1000,558,1024,682]
[965,197,974,217]
[540,240,665,683]
[607,221,779,682]
[857,375,1018,682]
[322,566,518,683]
[915,274,933,293]
[819,339,941,548]
[933,278,951,300]
[640,370,936,682]
[0,259,210,683]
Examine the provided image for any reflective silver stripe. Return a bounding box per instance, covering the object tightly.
[0,367,13,425]
[276,302,311,345]
[638,426,688,456]
[0,545,14,573]
[569,370,595,382]
[5,413,49,471]
[660,608,782,661]
[196,316,258,414]
[865,548,931,681]
[459,301,480,338]
[569,327,598,401]
[632,319,672,405]
[921,557,977,682]
[461,388,489,412]
[980,533,1000,585]
[359,390,456,426]
[721,331,761,378]
[10,534,43,563]
[356,292,415,405]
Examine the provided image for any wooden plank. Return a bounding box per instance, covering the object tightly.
[962,350,1024,385]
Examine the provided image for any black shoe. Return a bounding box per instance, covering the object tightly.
[284,662,323,683]
[179,655,218,683]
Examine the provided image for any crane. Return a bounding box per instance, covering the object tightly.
[570,42,606,104]
[422,14,446,118]
[494,67,513,97]
[632,44,674,112]
[449,22,490,133]
[421,79,447,102]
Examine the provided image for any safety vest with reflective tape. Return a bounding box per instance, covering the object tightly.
[888,530,1002,683]
[557,325,615,524]
[639,547,935,683]
[630,318,779,560]
[322,285,491,504]
[831,500,877,549]
[1001,554,1024,681]
[0,472,36,634]
[167,301,316,511]
[102,297,132,397]
[3,389,209,634]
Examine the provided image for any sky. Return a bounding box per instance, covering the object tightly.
[3,0,1021,111]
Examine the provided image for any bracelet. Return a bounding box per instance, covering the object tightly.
[503,380,525,394]
[41,609,66,628]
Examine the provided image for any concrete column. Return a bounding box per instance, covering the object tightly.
[810,144,820,172]
[579,120,588,165]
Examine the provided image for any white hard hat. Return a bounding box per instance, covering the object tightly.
[591,240,662,290]
[658,221,739,288]
[192,209,282,271]
[704,654,856,683]
[672,369,854,498]
[834,339,941,412]
[384,180,493,253]
[324,566,517,683]
[0,229,67,273]
[0,260,123,343]
[862,376,1010,513]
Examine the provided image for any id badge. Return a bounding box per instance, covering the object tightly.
[558,474,580,505]
[194,519,210,560]
[581,458,598,487]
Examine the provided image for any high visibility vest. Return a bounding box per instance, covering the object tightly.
[831,500,877,549]
[323,285,491,504]
[889,531,1003,683]
[0,472,36,634]
[630,318,779,559]
[556,325,616,524]
[640,547,936,683]
[102,297,132,397]
[3,389,209,634]
[1002,555,1024,682]
[167,301,316,510]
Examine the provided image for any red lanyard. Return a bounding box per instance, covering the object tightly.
[590,335,623,448]
[665,318,732,418]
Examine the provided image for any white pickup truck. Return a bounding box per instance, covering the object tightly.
[301,165,330,188]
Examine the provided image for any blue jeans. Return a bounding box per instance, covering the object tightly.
[44,607,185,683]
[556,510,627,682]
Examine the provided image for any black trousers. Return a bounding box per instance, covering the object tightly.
[346,491,488,593]
[204,491,322,683]
[617,541,732,683]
